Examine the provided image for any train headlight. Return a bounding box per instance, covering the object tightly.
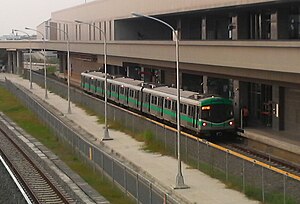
[229,121,234,126]
[202,122,207,127]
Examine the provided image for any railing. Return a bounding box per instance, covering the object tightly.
[28,71,300,204]
[3,79,182,204]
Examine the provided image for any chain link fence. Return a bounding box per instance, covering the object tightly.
[3,78,181,204]
[22,72,300,203]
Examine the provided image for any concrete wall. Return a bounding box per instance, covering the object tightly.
[285,88,300,134]
[1,40,300,85]
[51,0,276,23]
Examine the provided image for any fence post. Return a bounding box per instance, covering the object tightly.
[283,174,286,204]
[185,135,188,162]
[197,138,200,170]
[149,183,152,204]
[112,159,114,184]
[261,167,265,202]
[132,115,134,133]
[226,150,229,181]
[174,131,177,158]
[164,126,167,151]
[101,152,104,180]
[242,160,245,193]
[125,113,128,129]
[124,166,127,195]
[136,174,139,204]
[113,108,116,122]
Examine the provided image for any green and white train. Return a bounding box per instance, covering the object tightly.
[81,71,235,136]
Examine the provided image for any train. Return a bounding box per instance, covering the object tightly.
[81,71,235,137]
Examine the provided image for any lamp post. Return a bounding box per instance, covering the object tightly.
[132,12,188,189]
[45,25,71,114]
[25,27,48,99]
[75,20,112,141]
[13,29,33,89]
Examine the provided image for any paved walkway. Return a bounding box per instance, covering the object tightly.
[0,74,259,204]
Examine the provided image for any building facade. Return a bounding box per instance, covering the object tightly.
[2,0,300,135]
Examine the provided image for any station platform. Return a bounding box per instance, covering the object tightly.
[0,73,283,203]
[241,126,300,165]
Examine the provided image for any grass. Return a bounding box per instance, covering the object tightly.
[4,80,297,204]
[47,65,58,75]
[75,104,299,204]
[0,86,134,204]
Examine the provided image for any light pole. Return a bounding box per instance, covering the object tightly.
[45,25,71,114]
[132,12,188,189]
[25,27,48,99]
[75,20,112,141]
[13,29,33,89]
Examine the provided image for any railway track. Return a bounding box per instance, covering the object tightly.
[0,125,74,204]
[37,71,300,180]
[223,140,300,176]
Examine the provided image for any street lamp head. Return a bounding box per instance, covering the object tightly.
[74,20,83,24]
[25,27,30,30]
[131,12,143,17]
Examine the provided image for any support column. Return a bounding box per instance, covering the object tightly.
[140,66,144,81]
[16,51,24,75]
[12,51,17,74]
[164,69,176,87]
[272,86,284,131]
[271,12,278,40]
[202,76,208,94]
[201,17,207,40]
[126,66,130,77]
[233,80,240,123]
[58,52,66,73]
[231,15,238,40]
[176,19,182,40]
[7,52,13,73]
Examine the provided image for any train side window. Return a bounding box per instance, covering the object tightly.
[188,106,195,116]
[152,96,158,105]
[135,91,139,99]
[180,104,187,114]
[172,101,177,111]
[164,99,169,108]
[158,97,163,106]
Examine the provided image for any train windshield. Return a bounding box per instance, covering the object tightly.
[201,104,233,123]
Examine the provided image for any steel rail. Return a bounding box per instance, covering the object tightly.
[0,126,71,203]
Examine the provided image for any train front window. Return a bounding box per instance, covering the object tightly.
[201,104,233,123]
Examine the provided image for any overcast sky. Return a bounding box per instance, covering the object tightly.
[0,0,94,36]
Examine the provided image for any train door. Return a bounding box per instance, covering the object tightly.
[163,98,172,121]
[187,105,196,130]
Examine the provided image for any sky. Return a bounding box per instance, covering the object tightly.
[0,0,94,36]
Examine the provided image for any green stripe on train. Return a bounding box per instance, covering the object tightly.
[83,83,197,125]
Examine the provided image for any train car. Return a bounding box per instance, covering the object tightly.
[143,85,235,136]
[81,71,143,110]
[81,71,235,137]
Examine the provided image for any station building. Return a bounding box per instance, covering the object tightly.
[2,0,300,136]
